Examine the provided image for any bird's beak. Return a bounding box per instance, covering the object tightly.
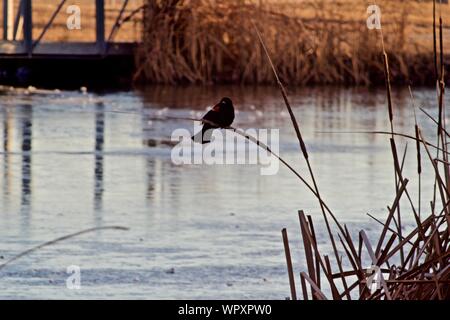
[212,104,220,112]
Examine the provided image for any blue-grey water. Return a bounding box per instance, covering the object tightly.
[0,85,442,299]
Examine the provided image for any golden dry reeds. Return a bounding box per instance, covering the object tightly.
[133,1,450,299]
[135,0,445,85]
[271,1,449,300]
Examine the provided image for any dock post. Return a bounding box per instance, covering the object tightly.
[23,0,32,56]
[96,0,105,53]
[3,0,14,40]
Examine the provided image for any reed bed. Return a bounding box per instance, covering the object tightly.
[136,0,448,85]
[270,1,449,300]
[141,1,450,299]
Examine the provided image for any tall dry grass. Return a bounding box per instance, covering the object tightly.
[271,1,449,300]
[136,1,449,299]
[135,0,447,85]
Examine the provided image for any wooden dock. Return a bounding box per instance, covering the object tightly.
[0,41,136,57]
[0,0,141,88]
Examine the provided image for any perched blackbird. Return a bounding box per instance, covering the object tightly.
[192,97,235,144]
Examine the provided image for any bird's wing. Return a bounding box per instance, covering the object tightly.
[202,109,221,127]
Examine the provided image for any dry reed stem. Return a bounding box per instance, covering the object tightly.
[282,228,297,300]
[280,1,449,300]
[0,226,129,272]
[254,20,366,295]
[136,0,440,85]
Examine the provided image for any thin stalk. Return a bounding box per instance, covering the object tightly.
[282,228,297,300]
[252,22,352,286]
[316,130,448,155]
[0,226,129,272]
[433,0,438,80]
[409,86,422,219]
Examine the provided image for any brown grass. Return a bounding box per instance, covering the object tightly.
[135,0,450,85]
[156,3,450,299]
[274,1,450,300]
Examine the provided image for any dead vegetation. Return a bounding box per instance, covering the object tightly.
[136,0,449,85]
[273,1,450,300]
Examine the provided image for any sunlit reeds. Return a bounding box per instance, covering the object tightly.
[249,1,450,300]
[136,0,444,85]
[155,1,450,300]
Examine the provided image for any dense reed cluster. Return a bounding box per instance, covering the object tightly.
[135,0,446,85]
[142,1,450,299]
[276,1,449,300]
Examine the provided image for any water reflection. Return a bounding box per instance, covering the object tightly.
[94,102,105,217]
[139,85,290,111]
[2,108,12,199]
[0,86,441,299]
[0,86,438,220]
[20,104,33,231]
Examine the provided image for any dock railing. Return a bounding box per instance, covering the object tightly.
[1,0,143,57]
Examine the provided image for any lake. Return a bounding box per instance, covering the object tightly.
[0,85,442,299]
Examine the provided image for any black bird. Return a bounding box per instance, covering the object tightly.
[192,97,235,144]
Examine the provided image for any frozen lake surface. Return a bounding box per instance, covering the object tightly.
[0,85,442,299]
